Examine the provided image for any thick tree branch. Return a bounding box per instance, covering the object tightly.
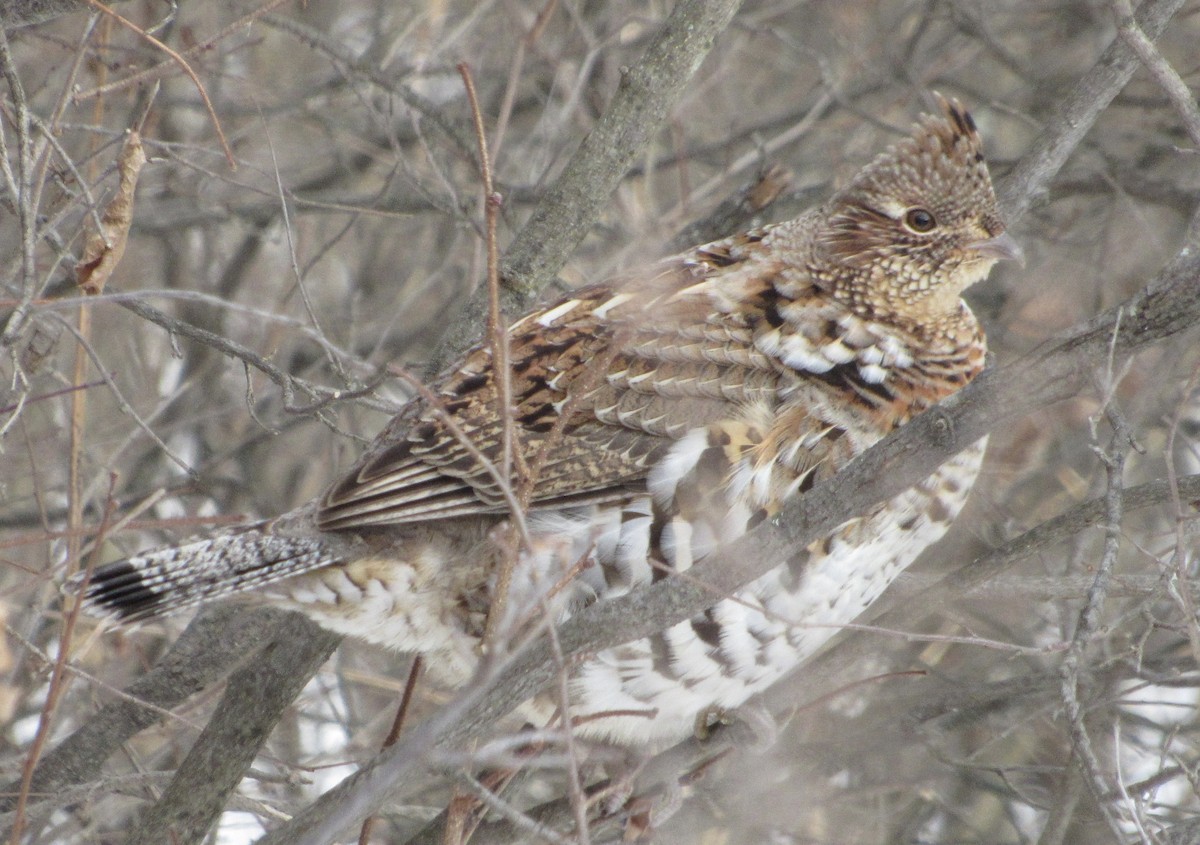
[124,614,340,845]
[430,0,745,373]
[0,605,293,816]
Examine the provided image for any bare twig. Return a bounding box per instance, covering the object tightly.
[259,12,478,160]
[1057,387,1132,838]
[115,297,355,418]
[1,615,207,733]
[489,0,558,160]
[456,772,574,845]
[431,0,746,372]
[259,109,335,371]
[459,61,529,651]
[8,476,118,844]
[73,0,296,101]
[80,0,236,168]
[999,0,1187,220]
[358,656,423,845]
[1163,365,1200,666]
[48,310,197,478]
[1111,0,1200,149]
[0,26,37,347]
[542,606,589,845]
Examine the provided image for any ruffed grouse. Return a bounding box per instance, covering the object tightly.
[76,96,1021,746]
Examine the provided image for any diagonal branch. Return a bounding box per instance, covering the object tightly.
[0,605,295,816]
[123,615,340,845]
[998,0,1186,221]
[429,0,746,373]
[1111,0,1200,148]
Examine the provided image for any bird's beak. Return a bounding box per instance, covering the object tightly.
[969,231,1025,267]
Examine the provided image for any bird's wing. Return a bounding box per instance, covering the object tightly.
[317,228,815,531]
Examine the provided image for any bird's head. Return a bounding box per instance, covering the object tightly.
[815,95,1022,326]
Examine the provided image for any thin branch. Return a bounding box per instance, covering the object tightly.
[1163,365,1200,665]
[258,106,335,371]
[259,12,477,160]
[430,0,746,373]
[998,0,1187,221]
[47,310,197,479]
[72,0,295,102]
[887,473,1200,609]
[541,602,589,845]
[1057,393,1131,838]
[458,60,528,651]
[489,0,558,161]
[456,773,574,845]
[357,656,423,845]
[7,477,117,844]
[0,25,37,347]
[1111,0,1200,148]
[115,296,359,419]
[80,0,236,169]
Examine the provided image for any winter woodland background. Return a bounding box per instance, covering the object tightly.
[2,1,1200,843]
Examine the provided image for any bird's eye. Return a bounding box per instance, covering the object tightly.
[903,208,937,233]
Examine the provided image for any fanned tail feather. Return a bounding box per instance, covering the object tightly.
[72,531,338,623]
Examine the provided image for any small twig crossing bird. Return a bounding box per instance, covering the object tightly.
[75,95,1021,746]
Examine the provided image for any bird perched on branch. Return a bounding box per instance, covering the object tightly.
[75,95,1021,746]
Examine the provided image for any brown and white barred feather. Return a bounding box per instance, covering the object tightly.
[79,528,333,623]
[76,95,1017,746]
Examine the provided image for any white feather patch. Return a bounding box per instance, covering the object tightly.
[536,299,581,327]
[590,292,632,319]
[648,428,710,504]
[859,363,888,384]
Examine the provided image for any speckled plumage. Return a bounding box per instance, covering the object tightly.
[75,96,1020,746]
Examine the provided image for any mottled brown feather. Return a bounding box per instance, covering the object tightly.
[318,96,1001,533]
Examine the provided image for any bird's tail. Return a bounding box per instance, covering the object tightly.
[71,528,338,623]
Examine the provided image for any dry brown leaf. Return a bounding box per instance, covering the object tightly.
[75,131,146,296]
[745,163,791,211]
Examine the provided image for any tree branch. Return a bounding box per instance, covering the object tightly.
[124,613,340,845]
[998,0,1186,221]
[0,605,293,817]
[429,0,745,373]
